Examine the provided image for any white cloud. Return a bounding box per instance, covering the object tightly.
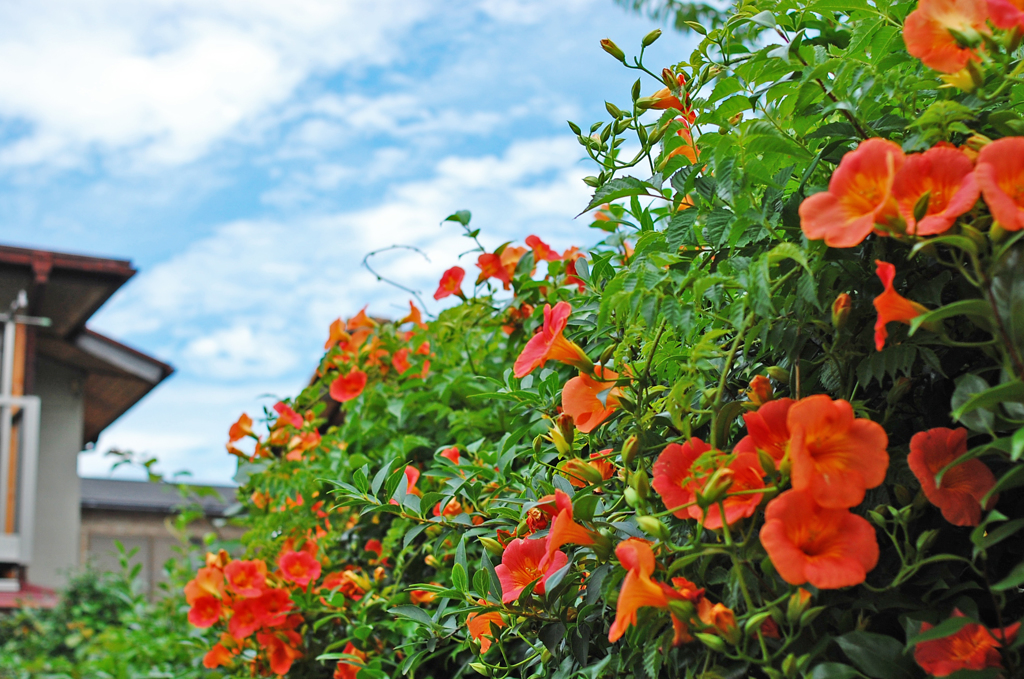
[93,135,592,380]
[0,0,432,167]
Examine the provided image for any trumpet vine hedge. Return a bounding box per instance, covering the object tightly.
[181,0,1024,677]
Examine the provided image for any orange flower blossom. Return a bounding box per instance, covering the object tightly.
[788,394,889,509]
[257,630,303,676]
[525,234,562,262]
[330,368,368,402]
[434,266,465,300]
[334,643,367,679]
[975,136,1024,231]
[651,438,766,529]
[476,252,512,289]
[873,260,929,351]
[903,0,989,74]
[733,398,794,462]
[399,301,427,329]
[279,549,322,588]
[562,365,623,434]
[759,489,879,589]
[513,301,592,377]
[891,145,979,235]
[908,427,997,526]
[467,602,506,653]
[540,489,600,569]
[495,537,568,603]
[224,559,267,598]
[800,138,905,247]
[914,609,1020,677]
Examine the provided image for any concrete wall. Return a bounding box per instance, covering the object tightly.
[80,509,244,596]
[30,357,84,588]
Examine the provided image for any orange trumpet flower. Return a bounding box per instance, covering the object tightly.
[561,366,622,433]
[279,550,322,588]
[467,603,506,653]
[892,145,979,236]
[800,138,905,247]
[975,136,1024,231]
[914,609,1020,677]
[224,559,268,598]
[873,260,929,351]
[652,438,713,518]
[525,235,562,262]
[330,368,368,403]
[787,394,889,509]
[734,398,794,462]
[333,643,367,679]
[513,302,592,377]
[608,539,666,642]
[399,301,427,329]
[903,0,989,74]
[476,252,512,289]
[495,537,568,603]
[908,427,997,526]
[434,266,465,300]
[760,490,879,589]
[541,490,599,569]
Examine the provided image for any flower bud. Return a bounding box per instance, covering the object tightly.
[600,38,626,62]
[621,435,640,467]
[886,377,913,405]
[765,366,790,383]
[642,29,662,47]
[745,611,773,635]
[469,662,491,676]
[662,68,678,88]
[624,486,641,508]
[695,632,727,652]
[728,112,743,126]
[746,375,773,406]
[547,427,572,456]
[478,537,505,556]
[667,598,696,621]
[532,434,544,454]
[631,469,650,500]
[636,515,670,540]
[590,531,614,561]
[606,101,624,118]
[631,78,642,102]
[557,413,576,450]
[831,293,851,330]
[425,554,441,568]
[782,654,798,679]
[785,588,812,625]
[374,566,386,582]
[964,133,992,152]
[758,450,777,477]
[635,96,658,110]
[698,468,734,508]
[560,458,605,486]
[799,606,825,627]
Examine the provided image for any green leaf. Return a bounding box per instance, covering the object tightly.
[452,563,469,593]
[983,466,1024,507]
[952,380,1024,422]
[767,242,810,271]
[910,299,993,335]
[583,177,656,213]
[749,10,777,27]
[907,615,973,646]
[951,374,994,433]
[444,210,472,226]
[992,561,1024,591]
[1013,427,1024,461]
[811,663,865,679]
[835,631,916,679]
[473,569,491,598]
[390,605,435,627]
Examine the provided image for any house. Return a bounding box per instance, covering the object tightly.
[0,244,173,605]
[80,478,241,595]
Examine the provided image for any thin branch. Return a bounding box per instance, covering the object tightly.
[361,245,433,314]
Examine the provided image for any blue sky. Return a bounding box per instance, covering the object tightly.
[0,0,696,485]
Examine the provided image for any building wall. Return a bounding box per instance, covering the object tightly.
[30,357,85,588]
[80,509,244,595]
